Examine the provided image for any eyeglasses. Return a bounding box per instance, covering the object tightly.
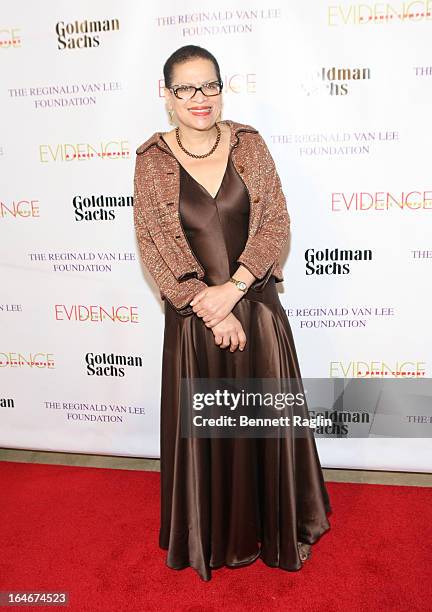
[168,80,223,100]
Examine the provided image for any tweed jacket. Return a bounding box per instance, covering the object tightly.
[133,119,291,316]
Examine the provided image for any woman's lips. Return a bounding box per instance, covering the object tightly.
[189,107,212,116]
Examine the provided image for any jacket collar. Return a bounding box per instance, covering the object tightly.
[135,119,258,155]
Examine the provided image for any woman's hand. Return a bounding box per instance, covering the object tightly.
[190,282,243,328]
[211,313,247,352]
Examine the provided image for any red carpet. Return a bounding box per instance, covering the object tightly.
[0,460,431,611]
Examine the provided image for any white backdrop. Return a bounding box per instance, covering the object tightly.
[1,1,431,471]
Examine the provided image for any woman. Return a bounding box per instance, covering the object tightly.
[133,44,332,582]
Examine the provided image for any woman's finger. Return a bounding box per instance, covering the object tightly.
[206,317,222,328]
[220,333,230,349]
[229,332,240,352]
[214,333,223,345]
[190,291,206,307]
[237,329,247,351]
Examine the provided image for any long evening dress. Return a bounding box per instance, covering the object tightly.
[158,140,332,582]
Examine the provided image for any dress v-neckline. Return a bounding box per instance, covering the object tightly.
[160,134,230,200]
[179,158,230,200]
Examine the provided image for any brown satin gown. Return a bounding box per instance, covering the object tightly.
[159,142,332,582]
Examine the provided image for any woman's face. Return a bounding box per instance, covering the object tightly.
[164,57,223,130]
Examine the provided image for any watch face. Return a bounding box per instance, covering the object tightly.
[238,281,247,291]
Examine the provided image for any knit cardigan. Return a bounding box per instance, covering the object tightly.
[133,118,290,316]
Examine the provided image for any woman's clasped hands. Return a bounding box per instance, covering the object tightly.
[190,281,247,352]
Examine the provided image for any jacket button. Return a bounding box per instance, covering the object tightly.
[252,196,260,203]
[166,202,174,206]
[175,234,181,239]
[237,165,244,173]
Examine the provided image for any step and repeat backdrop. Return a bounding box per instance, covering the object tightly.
[1,1,431,471]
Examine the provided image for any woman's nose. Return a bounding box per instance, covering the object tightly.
[191,90,206,102]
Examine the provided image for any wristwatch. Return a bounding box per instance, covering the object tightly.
[229,276,248,293]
